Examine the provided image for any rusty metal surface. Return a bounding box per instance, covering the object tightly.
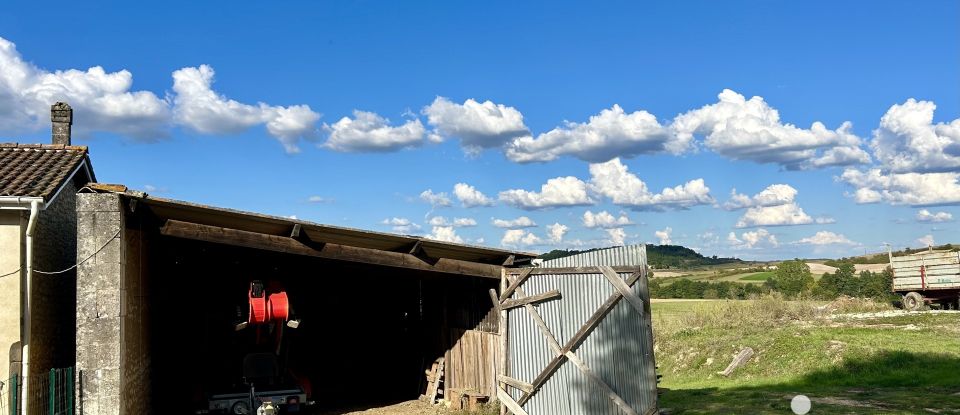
[506,245,658,415]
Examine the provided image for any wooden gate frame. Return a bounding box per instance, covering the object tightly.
[489,265,653,415]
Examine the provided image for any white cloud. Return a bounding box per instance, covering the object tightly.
[728,228,779,249]
[672,89,870,170]
[588,158,714,210]
[698,232,720,248]
[815,216,837,224]
[506,104,686,163]
[916,209,953,223]
[547,223,568,243]
[501,229,541,247]
[382,217,421,233]
[735,203,813,228]
[453,183,495,207]
[582,210,633,228]
[423,97,529,153]
[492,216,538,229]
[839,168,960,206]
[307,195,332,203]
[172,65,321,153]
[498,176,595,210]
[427,226,463,243]
[322,110,426,152]
[795,231,857,245]
[606,228,627,246]
[723,184,798,210]
[655,227,673,245]
[917,234,935,247]
[428,216,477,227]
[419,189,452,207]
[870,98,960,174]
[0,37,171,140]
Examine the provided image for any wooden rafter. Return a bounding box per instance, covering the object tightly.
[499,267,533,302]
[500,290,561,310]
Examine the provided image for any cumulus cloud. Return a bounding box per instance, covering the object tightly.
[655,227,673,245]
[427,216,477,227]
[427,226,463,243]
[453,183,495,207]
[501,229,541,247]
[672,89,870,170]
[917,234,935,247]
[0,37,170,140]
[322,110,426,152]
[492,216,537,229]
[498,176,595,210]
[795,231,857,245]
[735,203,813,228]
[419,189,452,207]
[382,217,421,233]
[870,99,960,174]
[606,228,627,246]
[582,210,633,228]
[423,97,529,153]
[547,223,568,243]
[506,104,686,163]
[723,184,799,210]
[916,209,953,223]
[728,228,779,249]
[306,195,332,203]
[839,168,960,206]
[172,65,321,153]
[588,158,714,210]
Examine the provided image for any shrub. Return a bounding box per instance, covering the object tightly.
[767,259,814,298]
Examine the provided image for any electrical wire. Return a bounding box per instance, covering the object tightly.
[32,228,122,275]
[0,267,20,279]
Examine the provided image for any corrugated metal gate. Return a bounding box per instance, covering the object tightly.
[494,245,658,415]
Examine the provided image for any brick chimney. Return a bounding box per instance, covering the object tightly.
[51,102,72,145]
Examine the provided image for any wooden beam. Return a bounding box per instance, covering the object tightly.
[500,290,561,310]
[497,375,534,394]
[488,288,501,314]
[160,219,503,279]
[502,254,516,267]
[506,266,637,275]
[289,223,301,238]
[499,267,533,302]
[599,266,647,317]
[408,240,423,255]
[519,268,643,405]
[497,387,530,415]
[563,351,639,415]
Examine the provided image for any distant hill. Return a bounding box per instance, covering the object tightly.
[538,244,743,269]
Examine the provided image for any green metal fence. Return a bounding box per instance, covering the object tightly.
[2,375,19,415]
[0,367,75,415]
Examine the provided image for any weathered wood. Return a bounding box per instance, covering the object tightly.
[502,254,516,267]
[499,273,510,415]
[160,220,503,278]
[425,357,445,404]
[515,287,563,354]
[497,387,530,415]
[500,268,533,302]
[497,375,534,394]
[563,351,639,415]
[489,289,501,315]
[505,266,637,275]
[289,223,301,238]
[500,290,561,310]
[719,347,754,377]
[519,268,643,405]
[599,266,646,317]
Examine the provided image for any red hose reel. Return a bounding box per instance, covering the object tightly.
[248,282,291,325]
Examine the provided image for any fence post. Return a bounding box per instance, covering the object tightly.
[9,376,17,415]
[66,368,73,415]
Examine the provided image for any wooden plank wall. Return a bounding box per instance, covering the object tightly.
[447,329,501,398]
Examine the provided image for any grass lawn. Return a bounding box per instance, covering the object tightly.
[652,298,960,414]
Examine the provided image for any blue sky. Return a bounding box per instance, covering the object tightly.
[2,1,958,260]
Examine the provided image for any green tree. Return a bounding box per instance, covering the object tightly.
[768,259,814,297]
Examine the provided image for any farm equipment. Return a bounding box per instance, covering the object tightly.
[890,248,960,311]
[206,281,311,414]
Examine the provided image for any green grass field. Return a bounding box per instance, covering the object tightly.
[738,271,774,281]
[652,298,960,414]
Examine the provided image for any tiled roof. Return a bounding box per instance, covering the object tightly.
[0,143,94,199]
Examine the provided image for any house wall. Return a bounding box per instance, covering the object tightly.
[0,211,23,386]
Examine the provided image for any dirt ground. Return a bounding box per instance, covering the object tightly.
[807,262,891,275]
[310,400,442,415]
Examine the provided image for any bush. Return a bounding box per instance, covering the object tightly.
[813,263,897,302]
[767,259,814,298]
[650,278,768,300]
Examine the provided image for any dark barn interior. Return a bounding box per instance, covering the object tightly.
[87,193,519,414]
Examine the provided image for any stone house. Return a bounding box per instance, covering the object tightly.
[0,103,95,411]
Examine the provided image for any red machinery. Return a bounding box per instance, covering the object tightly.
[206,281,309,414]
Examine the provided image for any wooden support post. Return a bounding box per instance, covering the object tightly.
[497,375,534,394]
[599,266,646,316]
[500,268,533,302]
[498,272,510,415]
[497,387,530,415]
[563,351,639,415]
[500,289,561,309]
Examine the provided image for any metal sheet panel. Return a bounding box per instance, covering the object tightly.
[507,245,657,415]
[892,251,960,291]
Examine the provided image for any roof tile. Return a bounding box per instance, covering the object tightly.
[0,143,92,199]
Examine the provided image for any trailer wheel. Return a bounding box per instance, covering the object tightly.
[903,292,924,311]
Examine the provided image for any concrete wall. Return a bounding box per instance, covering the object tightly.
[0,211,23,387]
[76,193,151,415]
